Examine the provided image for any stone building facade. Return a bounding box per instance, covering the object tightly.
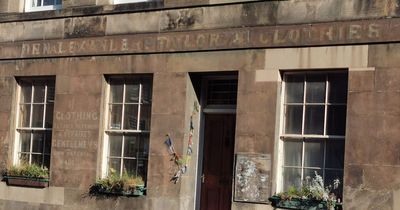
[0,0,399,210]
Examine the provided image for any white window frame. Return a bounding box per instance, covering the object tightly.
[277,71,347,193]
[25,0,62,12]
[101,76,152,178]
[114,0,150,5]
[13,78,55,168]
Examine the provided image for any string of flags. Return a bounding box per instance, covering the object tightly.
[164,102,199,184]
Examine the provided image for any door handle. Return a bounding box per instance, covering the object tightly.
[201,174,205,183]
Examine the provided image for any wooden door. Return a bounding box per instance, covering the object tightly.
[200,114,236,210]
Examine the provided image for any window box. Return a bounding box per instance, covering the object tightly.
[4,176,49,188]
[90,184,146,197]
[268,196,342,210]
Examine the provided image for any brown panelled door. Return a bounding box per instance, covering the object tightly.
[200,114,236,210]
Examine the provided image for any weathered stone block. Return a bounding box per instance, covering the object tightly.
[64,16,106,38]
[349,70,375,92]
[106,12,161,35]
[277,0,341,24]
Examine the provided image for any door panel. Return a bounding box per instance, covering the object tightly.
[200,114,235,210]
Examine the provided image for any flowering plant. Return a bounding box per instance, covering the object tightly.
[275,172,341,209]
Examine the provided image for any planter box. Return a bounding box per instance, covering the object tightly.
[269,196,342,210]
[90,184,146,197]
[5,176,49,188]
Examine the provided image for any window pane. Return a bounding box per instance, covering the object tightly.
[138,135,149,159]
[326,140,345,169]
[327,105,346,136]
[109,105,122,129]
[19,153,30,163]
[328,73,348,103]
[110,84,123,103]
[304,139,323,168]
[284,140,302,166]
[32,132,44,153]
[31,154,43,166]
[142,81,152,104]
[44,132,52,154]
[20,132,31,153]
[55,0,61,5]
[137,159,148,178]
[109,135,123,157]
[324,170,343,199]
[47,85,55,103]
[20,104,31,127]
[33,85,46,103]
[45,104,54,128]
[304,169,322,182]
[43,155,51,169]
[124,135,139,158]
[43,0,55,6]
[20,84,32,103]
[285,75,304,103]
[125,83,140,103]
[306,74,326,103]
[304,105,324,135]
[123,159,137,176]
[124,104,138,130]
[285,105,303,134]
[140,104,151,130]
[283,168,301,190]
[32,105,44,127]
[108,158,121,175]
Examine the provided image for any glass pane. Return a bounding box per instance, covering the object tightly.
[328,73,348,103]
[45,104,54,128]
[32,132,44,153]
[327,105,347,136]
[19,153,30,164]
[47,85,55,103]
[20,104,31,127]
[44,132,52,154]
[31,154,43,166]
[137,159,148,178]
[55,0,61,5]
[306,74,326,103]
[109,105,122,129]
[304,169,322,182]
[140,104,151,130]
[110,83,123,103]
[32,105,44,127]
[33,85,46,103]
[43,0,55,6]
[283,168,301,190]
[325,140,345,169]
[124,135,139,158]
[20,132,31,153]
[125,83,140,103]
[124,104,138,130]
[304,105,324,135]
[20,84,32,103]
[123,159,137,176]
[43,155,51,169]
[141,81,152,104]
[324,169,343,199]
[284,140,302,166]
[109,135,123,157]
[285,105,303,134]
[285,75,304,103]
[206,79,238,105]
[108,158,121,175]
[138,135,149,159]
[304,139,323,167]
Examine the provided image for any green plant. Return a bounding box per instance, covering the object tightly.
[89,168,145,196]
[6,162,49,179]
[276,172,340,209]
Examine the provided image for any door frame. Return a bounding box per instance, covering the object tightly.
[195,75,238,210]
